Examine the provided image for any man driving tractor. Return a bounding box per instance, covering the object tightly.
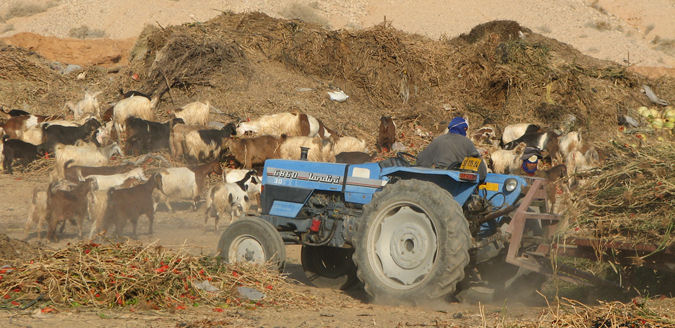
[416,116,488,182]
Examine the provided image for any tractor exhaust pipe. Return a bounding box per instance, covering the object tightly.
[300,147,309,160]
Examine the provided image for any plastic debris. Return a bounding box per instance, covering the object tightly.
[62,64,82,75]
[642,85,669,106]
[237,286,265,301]
[193,280,219,292]
[391,141,407,153]
[297,87,313,92]
[619,115,640,128]
[327,90,349,102]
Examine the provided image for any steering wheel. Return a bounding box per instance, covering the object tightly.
[396,152,416,166]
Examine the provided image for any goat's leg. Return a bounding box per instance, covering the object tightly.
[146,212,154,235]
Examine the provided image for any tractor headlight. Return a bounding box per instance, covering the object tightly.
[504,178,518,192]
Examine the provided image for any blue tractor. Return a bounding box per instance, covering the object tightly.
[217,153,560,303]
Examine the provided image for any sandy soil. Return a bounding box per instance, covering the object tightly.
[0,174,546,327]
[0,0,674,71]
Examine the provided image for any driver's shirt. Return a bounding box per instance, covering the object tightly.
[416,132,488,181]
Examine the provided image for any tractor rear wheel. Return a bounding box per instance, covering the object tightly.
[301,245,358,290]
[217,217,286,271]
[352,179,471,304]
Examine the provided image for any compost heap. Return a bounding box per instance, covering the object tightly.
[567,134,674,247]
[121,13,674,147]
[0,240,314,310]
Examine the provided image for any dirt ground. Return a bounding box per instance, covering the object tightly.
[0,174,552,328]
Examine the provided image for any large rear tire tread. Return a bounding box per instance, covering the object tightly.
[352,179,471,304]
[217,217,286,271]
[301,245,358,290]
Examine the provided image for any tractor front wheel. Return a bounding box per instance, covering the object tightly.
[217,217,286,271]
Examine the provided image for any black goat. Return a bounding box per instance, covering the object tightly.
[42,117,101,152]
[1,136,45,173]
[125,117,184,155]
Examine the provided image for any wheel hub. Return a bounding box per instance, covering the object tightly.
[229,235,265,264]
[374,205,437,286]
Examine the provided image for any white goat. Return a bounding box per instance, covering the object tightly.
[24,186,48,239]
[501,123,540,145]
[558,131,582,159]
[155,167,199,212]
[332,136,368,155]
[112,95,158,138]
[81,167,147,191]
[169,123,201,160]
[171,101,210,126]
[279,136,335,162]
[490,142,527,174]
[65,91,101,120]
[54,142,123,179]
[236,112,325,138]
[205,171,260,231]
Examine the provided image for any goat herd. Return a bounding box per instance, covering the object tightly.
[0,90,371,242]
[1,88,599,242]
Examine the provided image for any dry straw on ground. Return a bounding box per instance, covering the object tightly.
[567,134,674,247]
[0,239,315,310]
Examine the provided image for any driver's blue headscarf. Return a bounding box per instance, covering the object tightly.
[448,117,469,136]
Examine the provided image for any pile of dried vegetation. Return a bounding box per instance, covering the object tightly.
[542,297,675,328]
[567,135,674,247]
[0,240,315,310]
[124,12,675,142]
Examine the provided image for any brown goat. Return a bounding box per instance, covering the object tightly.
[225,135,287,169]
[45,178,96,241]
[376,116,396,152]
[63,159,137,183]
[104,173,163,236]
[189,160,223,196]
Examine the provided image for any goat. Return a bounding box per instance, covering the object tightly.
[80,167,147,191]
[205,170,260,231]
[102,173,163,236]
[503,130,559,164]
[169,122,201,160]
[42,117,101,152]
[333,136,368,155]
[64,91,101,120]
[112,95,158,138]
[1,137,44,174]
[558,131,582,159]
[490,142,527,174]
[54,141,123,179]
[182,123,236,162]
[169,101,210,126]
[0,107,30,119]
[19,119,81,146]
[501,123,541,146]
[45,178,96,241]
[376,116,396,152]
[236,112,334,139]
[279,136,335,162]
[119,88,151,100]
[470,124,500,147]
[225,135,287,169]
[125,117,184,155]
[155,161,222,212]
[24,186,48,240]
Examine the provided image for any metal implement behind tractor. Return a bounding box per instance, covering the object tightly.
[216,154,671,303]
